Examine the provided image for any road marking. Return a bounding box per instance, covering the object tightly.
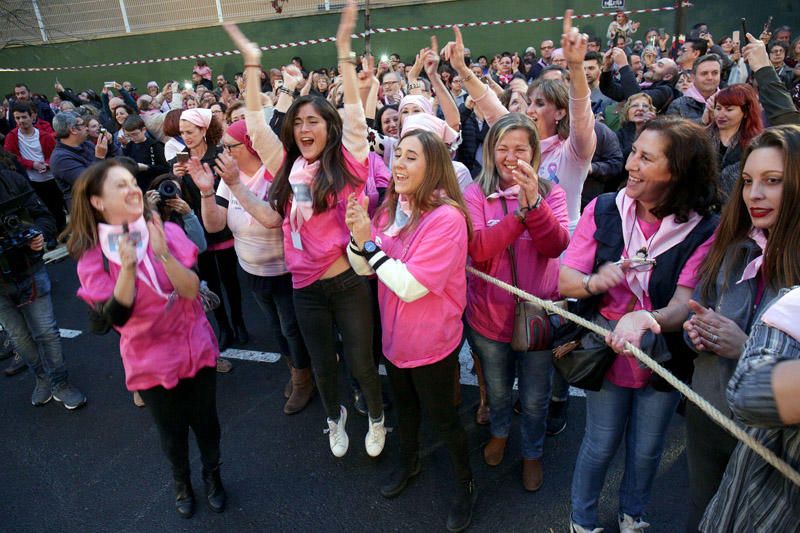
[221,348,282,363]
[59,329,82,339]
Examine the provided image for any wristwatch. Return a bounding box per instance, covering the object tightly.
[363,240,379,254]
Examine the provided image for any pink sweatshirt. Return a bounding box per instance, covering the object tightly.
[473,85,596,232]
[77,223,218,391]
[465,183,570,342]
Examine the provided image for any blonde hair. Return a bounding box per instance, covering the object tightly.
[620,93,655,125]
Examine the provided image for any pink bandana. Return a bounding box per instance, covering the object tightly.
[180,108,212,129]
[487,185,520,200]
[616,189,702,307]
[737,228,767,284]
[401,113,460,146]
[288,157,318,233]
[384,194,412,237]
[761,287,800,341]
[97,216,171,301]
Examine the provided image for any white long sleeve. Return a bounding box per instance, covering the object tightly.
[346,246,430,302]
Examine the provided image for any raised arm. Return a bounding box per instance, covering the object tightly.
[337,0,369,163]
[562,11,596,161]
[424,37,460,131]
[214,151,283,228]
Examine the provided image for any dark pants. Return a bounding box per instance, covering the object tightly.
[293,268,382,420]
[198,247,243,332]
[242,270,309,370]
[138,366,221,482]
[386,348,472,483]
[31,179,66,233]
[685,402,737,532]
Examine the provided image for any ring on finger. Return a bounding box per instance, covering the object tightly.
[710,334,719,344]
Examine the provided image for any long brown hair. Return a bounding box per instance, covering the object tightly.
[527,79,570,139]
[476,113,551,200]
[699,125,800,300]
[63,160,125,259]
[376,130,472,240]
[268,96,360,217]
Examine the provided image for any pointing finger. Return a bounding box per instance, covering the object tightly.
[562,9,573,37]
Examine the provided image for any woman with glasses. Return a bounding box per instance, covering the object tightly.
[559,117,719,533]
[683,125,800,532]
[617,93,657,163]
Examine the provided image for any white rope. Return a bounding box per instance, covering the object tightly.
[465,265,800,487]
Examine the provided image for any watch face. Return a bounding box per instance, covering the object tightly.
[364,241,377,253]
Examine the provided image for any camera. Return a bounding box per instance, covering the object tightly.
[157,180,180,200]
[0,191,44,280]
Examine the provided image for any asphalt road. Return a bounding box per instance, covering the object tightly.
[1,258,690,532]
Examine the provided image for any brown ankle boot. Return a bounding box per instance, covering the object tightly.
[483,436,507,466]
[472,351,490,425]
[522,458,543,492]
[284,367,314,415]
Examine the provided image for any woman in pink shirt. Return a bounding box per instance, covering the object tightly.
[67,160,225,519]
[224,3,385,459]
[559,117,719,533]
[464,113,570,492]
[346,130,475,533]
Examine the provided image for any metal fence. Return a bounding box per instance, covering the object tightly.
[0,0,451,47]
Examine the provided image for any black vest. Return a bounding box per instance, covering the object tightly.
[591,193,720,388]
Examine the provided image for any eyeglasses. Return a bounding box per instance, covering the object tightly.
[72,121,87,129]
[223,142,243,150]
[615,257,657,272]
[382,81,400,87]
[628,103,653,110]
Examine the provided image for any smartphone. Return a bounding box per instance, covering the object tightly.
[741,18,748,39]
[732,31,740,45]
[176,152,190,163]
[104,81,116,88]
[183,81,192,90]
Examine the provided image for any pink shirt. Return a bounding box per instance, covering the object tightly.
[562,198,715,388]
[366,152,390,216]
[77,222,218,391]
[195,65,212,81]
[465,183,570,343]
[282,148,368,288]
[374,205,468,368]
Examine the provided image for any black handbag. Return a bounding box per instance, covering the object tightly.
[551,314,616,392]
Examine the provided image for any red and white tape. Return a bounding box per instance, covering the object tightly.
[1,3,691,73]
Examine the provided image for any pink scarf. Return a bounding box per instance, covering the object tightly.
[684,83,719,105]
[180,108,212,129]
[487,185,520,200]
[288,157,318,233]
[384,194,412,237]
[737,228,767,284]
[616,189,702,307]
[761,287,800,341]
[239,165,270,226]
[97,216,171,301]
[401,113,460,145]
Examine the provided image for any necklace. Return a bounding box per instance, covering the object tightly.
[624,214,659,260]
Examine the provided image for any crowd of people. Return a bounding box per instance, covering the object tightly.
[1,2,799,532]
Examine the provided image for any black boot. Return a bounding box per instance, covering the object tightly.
[202,466,226,513]
[446,479,477,532]
[233,321,249,345]
[217,326,234,353]
[380,457,421,499]
[174,479,195,518]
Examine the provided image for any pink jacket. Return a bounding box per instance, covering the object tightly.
[465,183,570,342]
[473,85,596,232]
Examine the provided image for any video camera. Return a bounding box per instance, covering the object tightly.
[0,190,44,279]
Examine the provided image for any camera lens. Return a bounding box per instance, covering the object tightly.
[2,215,21,230]
[157,181,179,200]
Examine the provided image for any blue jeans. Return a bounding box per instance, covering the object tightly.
[0,267,67,386]
[466,327,552,460]
[242,270,310,370]
[571,378,680,528]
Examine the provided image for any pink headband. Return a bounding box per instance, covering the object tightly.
[225,119,260,159]
[180,108,212,129]
[401,113,459,146]
[398,94,433,116]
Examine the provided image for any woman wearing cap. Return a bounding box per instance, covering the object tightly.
[171,108,247,357]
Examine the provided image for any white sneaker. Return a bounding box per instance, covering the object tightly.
[570,522,603,533]
[325,405,349,458]
[365,414,386,457]
[619,514,650,533]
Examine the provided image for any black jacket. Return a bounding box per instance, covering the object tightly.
[123,133,169,190]
[599,65,681,113]
[456,105,490,177]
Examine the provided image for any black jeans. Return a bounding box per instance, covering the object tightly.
[242,270,310,370]
[293,268,382,420]
[138,366,221,482]
[31,179,66,233]
[386,348,473,483]
[198,247,244,332]
[685,402,737,532]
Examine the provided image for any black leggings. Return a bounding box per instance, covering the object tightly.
[138,366,221,481]
[293,268,383,420]
[198,247,243,332]
[386,348,472,483]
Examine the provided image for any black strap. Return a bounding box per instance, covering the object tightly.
[102,252,109,274]
[499,197,520,303]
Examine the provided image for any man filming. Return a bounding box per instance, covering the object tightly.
[0,160,86,409]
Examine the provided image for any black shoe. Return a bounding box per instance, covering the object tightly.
[202,466,226,513]
[446,480,477,532]
[218,327,234,353]
[233,323,249,345]
[175,480,195,518]
[380,458,421,499]
[546,398,568,436]
[4,353,25,377]
[352,389,368,417]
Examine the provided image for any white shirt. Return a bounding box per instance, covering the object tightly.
[17,129,54,183]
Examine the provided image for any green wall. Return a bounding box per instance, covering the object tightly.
[2,0,797,97]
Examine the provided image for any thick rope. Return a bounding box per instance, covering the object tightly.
[465,265,800,487]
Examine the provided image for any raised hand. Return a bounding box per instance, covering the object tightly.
[186,156,216,193]
[441,25,468,73]
[214,151,240,187]
[335,0,358,55]
[345,193,371,247]
[561,9,589,66]
[282,64,304,91]
[423,36,441,79]
[224,23,262,64]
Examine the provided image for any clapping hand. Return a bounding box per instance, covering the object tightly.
[684,300,748,359]
[345,193,371,248]
[186,157,216,192]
